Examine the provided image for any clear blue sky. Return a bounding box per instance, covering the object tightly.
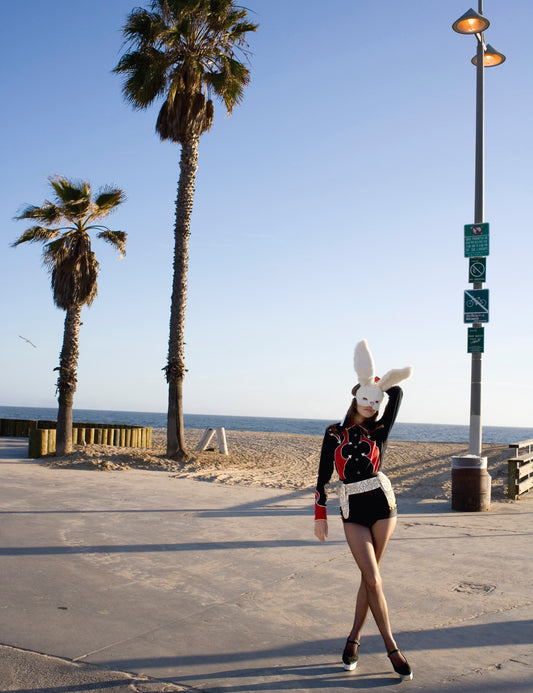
[1,1,532,427]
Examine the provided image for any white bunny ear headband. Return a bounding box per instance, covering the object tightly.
[351,339,413,411]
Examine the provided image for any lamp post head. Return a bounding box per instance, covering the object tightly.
[452,8,490,34]
[471,44,506,67]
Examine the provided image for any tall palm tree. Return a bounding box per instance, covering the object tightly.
[113,0,257,461]
[12,176,126,455]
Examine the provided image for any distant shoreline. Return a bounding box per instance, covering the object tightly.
[1,405,532,444]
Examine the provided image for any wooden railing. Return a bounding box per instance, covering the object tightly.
[0,418,152,458]
[507,439,533,500]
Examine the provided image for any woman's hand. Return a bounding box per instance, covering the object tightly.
[314,519,328,542]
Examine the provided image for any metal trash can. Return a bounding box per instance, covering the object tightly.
[451,455,491,512]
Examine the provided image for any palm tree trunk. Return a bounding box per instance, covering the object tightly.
[56,305,82,455]
[166,135,199,460]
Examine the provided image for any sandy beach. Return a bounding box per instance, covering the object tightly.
[46,428,513,502]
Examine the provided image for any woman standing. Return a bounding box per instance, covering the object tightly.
[314,340,413,680]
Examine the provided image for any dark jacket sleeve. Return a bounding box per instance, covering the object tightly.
[314,425,338,520]
[375,386,403,463]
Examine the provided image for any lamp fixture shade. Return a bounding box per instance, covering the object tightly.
[452,8,490,34]
[471,44,506,67]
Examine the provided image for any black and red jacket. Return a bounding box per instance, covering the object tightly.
[314,386,403,520]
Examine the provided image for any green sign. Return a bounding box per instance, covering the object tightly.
[468,327,484,353]
[468,257,486,283]
[464,289,489,323]
[464,223,489,258]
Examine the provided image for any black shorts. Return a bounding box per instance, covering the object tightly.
[341,487,397,528]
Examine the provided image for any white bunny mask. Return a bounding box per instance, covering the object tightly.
[352,340,413,412]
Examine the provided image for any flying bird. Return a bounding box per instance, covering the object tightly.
[19,335,37,348]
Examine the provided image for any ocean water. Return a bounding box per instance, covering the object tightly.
[1,405,532,444]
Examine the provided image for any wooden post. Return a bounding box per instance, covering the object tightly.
[15,420,26,437]
[508,446,519,500]
[508,461,517,499]
[196,427,215,451]
[48,429,56,454]
[40,429,49,456]
[28,430,43,458]
[216,427,229,455]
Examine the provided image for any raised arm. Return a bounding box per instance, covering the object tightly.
[379,386,403,435]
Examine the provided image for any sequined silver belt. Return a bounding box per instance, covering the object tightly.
[339,472,396,519]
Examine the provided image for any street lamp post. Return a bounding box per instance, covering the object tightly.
[451,2,505,511]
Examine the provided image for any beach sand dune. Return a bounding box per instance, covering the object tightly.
[46,428,513,502]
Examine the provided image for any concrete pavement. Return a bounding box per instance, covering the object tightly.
[0,436,532,692]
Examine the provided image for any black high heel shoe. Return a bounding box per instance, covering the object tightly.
[342,638,360,671]
[387,648,413,680]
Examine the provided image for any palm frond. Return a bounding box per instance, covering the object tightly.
[164,0,204,19]
[11,226,60,247]
[15,202,62,224]
[45,176,93,221]
[227,20,258,47]
[94,187,127,215]
[114,49,169,108]
[206,56,249,111]
[43,236,72,268]
[49,176,91,204]
[96,230,127,257]
[121,8,164,48]
[61,200,92,221]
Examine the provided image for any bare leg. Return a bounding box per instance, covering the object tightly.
[346,517,394,644]
[343,518,397,653]
[348,578,370,642]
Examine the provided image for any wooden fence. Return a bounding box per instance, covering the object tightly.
[507,439,533,500]
[0,418,152,458]
[0,418,41,437]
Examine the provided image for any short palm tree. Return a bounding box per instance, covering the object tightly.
[113,0,257,461]
[12,176,126,455]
